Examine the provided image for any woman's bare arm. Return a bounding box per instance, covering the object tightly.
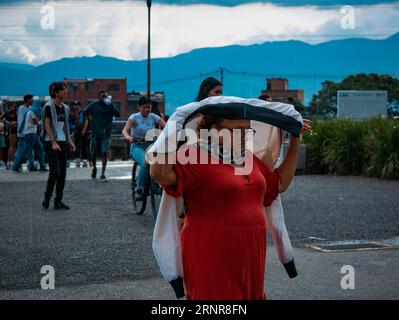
[277,136,301,193]
[122,119,134,142]
[277,119,311,193]
[150,162,177,186]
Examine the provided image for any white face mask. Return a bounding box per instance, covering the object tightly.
[197,129,253,165]
[103,95,112,105]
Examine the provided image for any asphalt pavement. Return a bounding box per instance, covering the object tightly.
[0,163,398,299]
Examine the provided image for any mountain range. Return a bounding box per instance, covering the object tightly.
[0,33,398,114]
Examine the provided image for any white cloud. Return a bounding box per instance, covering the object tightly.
[0,0,398,65]
[0,40,36,63]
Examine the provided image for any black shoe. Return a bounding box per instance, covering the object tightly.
[12,168,22,173]
[29,167,39,172]
[40,167,48,172]
[91,168,97,179]
[100,175,108,182]
[42,196,50,210]
[54,202,70,210]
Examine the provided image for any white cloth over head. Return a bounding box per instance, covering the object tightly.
[147,96,303,297]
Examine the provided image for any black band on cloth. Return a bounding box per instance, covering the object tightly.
[283,260,298,278]
[170,277,185,298]
[184,102,302,137]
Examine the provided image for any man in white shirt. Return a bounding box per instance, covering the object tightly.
[12,100,47,172]
[14,94,35,170]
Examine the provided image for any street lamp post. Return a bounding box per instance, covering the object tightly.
[147,0,152,101]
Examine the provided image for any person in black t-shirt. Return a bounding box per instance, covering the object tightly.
[41,81,76,210]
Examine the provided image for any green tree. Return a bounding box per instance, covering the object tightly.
[292,98,305,114]
[308,73,399,117]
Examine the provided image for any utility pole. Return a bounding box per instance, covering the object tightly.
[147,0,152,101]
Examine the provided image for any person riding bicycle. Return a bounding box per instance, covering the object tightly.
[122,96,165,199]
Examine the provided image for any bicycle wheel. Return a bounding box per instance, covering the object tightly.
[150,180,163,220]
[131,162,148,215]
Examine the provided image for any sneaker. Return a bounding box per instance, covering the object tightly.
[40,167,48,172]
[12,168,22,173]
[91,168,97,179]
[0,161,5,170]
[100,175,108,182]
[29,167,39,172]
[54,201,70,210]
[82,160,88,168]
[6,161,12,170]
[42,196,50,210]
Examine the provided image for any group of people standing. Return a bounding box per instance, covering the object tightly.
[0,80,170,210]
[2,75,310,300]
[0,82,122,209]
[0,95,46,171]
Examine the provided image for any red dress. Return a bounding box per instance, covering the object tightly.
[162,146,280,300]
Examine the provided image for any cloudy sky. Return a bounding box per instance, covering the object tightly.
[0,0,398,65]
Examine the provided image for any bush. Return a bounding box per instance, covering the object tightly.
[303,117,399,179]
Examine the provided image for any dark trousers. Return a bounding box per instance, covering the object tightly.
[74,133,89,160]
[44,141,67,203]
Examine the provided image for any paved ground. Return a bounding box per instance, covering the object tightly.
[0,163,398,299]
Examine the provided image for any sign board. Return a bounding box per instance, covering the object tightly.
[337,90,387,120]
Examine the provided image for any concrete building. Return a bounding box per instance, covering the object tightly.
[64,78,128,118]
[261,78,304,104]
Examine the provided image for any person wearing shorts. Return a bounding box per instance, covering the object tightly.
[82,90,120,182]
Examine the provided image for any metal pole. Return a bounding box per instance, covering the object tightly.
[220,67,224,87]
[147,0,152,101]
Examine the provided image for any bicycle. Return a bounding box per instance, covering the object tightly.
[131,158,163,219]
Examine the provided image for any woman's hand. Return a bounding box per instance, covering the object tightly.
[294,119,312,143]
[301,119,312,135]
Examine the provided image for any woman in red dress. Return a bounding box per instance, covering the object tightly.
[150,115,311,300]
